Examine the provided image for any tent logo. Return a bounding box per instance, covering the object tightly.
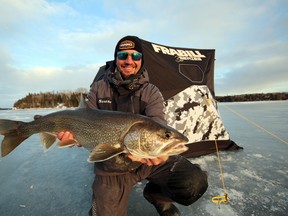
[151,44,206,62]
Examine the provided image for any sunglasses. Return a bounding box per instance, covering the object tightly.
[117,51,142,61]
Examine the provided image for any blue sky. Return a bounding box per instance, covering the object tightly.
[0,0,287,107]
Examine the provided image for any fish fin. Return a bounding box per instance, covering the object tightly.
[39,132,57,150]
[57,139,78,148]
[88,144,125,162]
[77,94,88,109]
[1,134,29,157]
[0,119,30,157]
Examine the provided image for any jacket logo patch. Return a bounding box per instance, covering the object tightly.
[98,99,112,104]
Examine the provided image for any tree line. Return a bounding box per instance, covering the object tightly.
[11,91,288,109]
[13,89,87,109]
[215,92,288,102]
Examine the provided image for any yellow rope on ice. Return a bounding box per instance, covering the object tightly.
[206,98,287,208]
[220,103,288,145]
[211,194,229,207]
[204,97,230,207]
[211,139,230,207]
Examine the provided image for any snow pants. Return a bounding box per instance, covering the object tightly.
[89,155,208,216]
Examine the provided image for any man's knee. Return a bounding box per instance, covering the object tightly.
[167,158,208,206]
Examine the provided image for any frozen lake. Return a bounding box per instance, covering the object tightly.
[0,101,287,216]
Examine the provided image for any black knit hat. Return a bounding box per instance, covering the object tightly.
[114,35,143,59]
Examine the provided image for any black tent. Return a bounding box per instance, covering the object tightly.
[141,39,242,157]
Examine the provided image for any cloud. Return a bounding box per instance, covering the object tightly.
[0,0,287,107]
[216,53,288,95]
[0,40,100,107]
[0,0,74,32]
[207,39,287,95]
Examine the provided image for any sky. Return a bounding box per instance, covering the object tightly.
[0,0,287,108]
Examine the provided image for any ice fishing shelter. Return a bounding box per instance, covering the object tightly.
[141,39,242,157]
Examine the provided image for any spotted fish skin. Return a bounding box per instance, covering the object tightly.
[0,108,189,162]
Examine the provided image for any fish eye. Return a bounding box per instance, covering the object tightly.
[164,131,172,139]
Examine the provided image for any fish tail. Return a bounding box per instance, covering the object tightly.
[0,119,30,157]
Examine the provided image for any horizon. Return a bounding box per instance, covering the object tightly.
[2,91,287,109]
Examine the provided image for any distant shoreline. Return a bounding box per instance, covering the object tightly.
[215,92,288,102]
[2,91,287,109]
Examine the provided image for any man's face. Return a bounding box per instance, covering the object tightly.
[116,49,142,78]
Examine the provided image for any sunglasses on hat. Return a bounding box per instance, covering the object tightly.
[117,51,142,61]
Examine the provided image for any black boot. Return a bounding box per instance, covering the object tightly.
[143,183,180,216]
[151,201,180,216]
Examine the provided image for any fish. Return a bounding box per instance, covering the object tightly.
[0,108,189,162]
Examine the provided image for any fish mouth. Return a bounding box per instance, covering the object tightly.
[161,140,189,155]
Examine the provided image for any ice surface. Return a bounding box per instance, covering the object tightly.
[0,101,287,215]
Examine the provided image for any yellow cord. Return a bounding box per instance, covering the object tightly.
[208,99,287,208]
[211,139,230,207]
[211,193,230,207]
[204,97,230,207]
[220,103,288,145]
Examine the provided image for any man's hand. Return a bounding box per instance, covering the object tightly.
[57,131,82,147]
[126,154,169,166]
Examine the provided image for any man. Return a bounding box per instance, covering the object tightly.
[58,36,208,216]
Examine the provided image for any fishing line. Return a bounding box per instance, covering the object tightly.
[219,102,288,145]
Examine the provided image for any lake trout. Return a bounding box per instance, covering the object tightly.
[0,108,189,162]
